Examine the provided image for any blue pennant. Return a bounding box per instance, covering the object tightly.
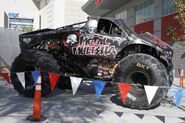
[93,80,106,100]
[31,70,40,86]
[172,87,185,107]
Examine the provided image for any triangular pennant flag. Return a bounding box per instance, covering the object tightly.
[179,117,185,121]
[155,115,165,123]
[172,87,185,107]
[70,77,82,95]
[135,113,144,119]
[16,72,25,89]
[93,80,106,100]
[114,112,123,118]
[0,73,10,84]
[31,70,40,85]
[49,72,60,91]
[76,107,85,112]
[118,84,131,102]
[144,85,158,105]
[95,109,104,116]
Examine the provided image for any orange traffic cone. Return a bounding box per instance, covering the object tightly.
[27,73,46,121]
[179,69,184,88]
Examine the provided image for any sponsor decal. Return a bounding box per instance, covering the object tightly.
[136,63,150,70]
[127,93,136,101]
[72,36,117,56]
[23,38,31,44]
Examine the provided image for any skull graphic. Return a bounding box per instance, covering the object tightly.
[66,34,78,47]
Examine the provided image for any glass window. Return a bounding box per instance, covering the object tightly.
[40,0,46,9]
[135,0,154,24]
[97,19,122,36]
[40,0,51,9]
[9,18,33,31]
[144,1,150,21]
[149,0,154,19]
[115,10,127,23]
[135,6,140,24]
[46,0,50,4]
[22,19,33,23]
[163,0,176,15]
[10,18,33,24]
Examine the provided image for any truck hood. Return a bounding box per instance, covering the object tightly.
[138,32,172,51]
[137,32,173,60]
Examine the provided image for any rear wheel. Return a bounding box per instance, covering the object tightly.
[113,53,169,109]
[57,76,72,89]
[10,50,60,97]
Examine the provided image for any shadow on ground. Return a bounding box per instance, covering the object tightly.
[0,82,116,123]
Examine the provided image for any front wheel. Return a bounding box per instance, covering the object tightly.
[113,53,169,109]
[10,50,60,97]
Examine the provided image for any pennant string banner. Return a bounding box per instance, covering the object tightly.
[93,80,106,100]
[0,73,11,84]
[7,68,185,108]
[8,69,184,89]
[31,70,40,86]
[144,85,159,105]
[49,72,60,91]
[118,84,131,103]
[16,72,25,89]
[70,76,82,95]
[172,87,185,107]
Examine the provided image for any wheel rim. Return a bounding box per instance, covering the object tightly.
[127,70,150,91]
[24,65,36,90]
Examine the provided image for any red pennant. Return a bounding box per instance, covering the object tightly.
[118,84,131,103]
[0,73,11,84]
[49,72,60,91]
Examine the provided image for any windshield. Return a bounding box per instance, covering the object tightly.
[112,18,136,36]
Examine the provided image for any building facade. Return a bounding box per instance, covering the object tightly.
[0,0,88,31]
[34,0,88,29]
[82,0,184,42]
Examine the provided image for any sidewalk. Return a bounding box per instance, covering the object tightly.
[0,78,185,123]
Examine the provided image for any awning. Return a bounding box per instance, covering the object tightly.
[82,0,110,16]
[96,0,130,9]
[82,0,130,16]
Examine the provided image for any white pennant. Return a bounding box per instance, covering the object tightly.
[70,77,82,95]
[144,85,159,105]
[16,72,25,89]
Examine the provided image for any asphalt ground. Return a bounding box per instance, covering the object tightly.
[0,77,185,123]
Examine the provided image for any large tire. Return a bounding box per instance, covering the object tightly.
[113,53,169,110]
[10,50,60,97]
[57,76,72,89]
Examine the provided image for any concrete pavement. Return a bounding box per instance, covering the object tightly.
[0,78,185,123]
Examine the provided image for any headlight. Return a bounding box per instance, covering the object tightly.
[164,50,173,60]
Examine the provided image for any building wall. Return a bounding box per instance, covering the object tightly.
[0,28,21,66]
[153,0,162,38]
[39,0,88,28]
[0,0,88,30]
[103,0,152,31]
[0,0,39,30]
[53,0,65,28]
[134,20,154,34]
[64,0,88,26]
[39,0,56,28]
[161,13,185,42]
[101,0,183,41]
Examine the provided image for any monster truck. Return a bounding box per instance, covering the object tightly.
[10,16,173,109]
